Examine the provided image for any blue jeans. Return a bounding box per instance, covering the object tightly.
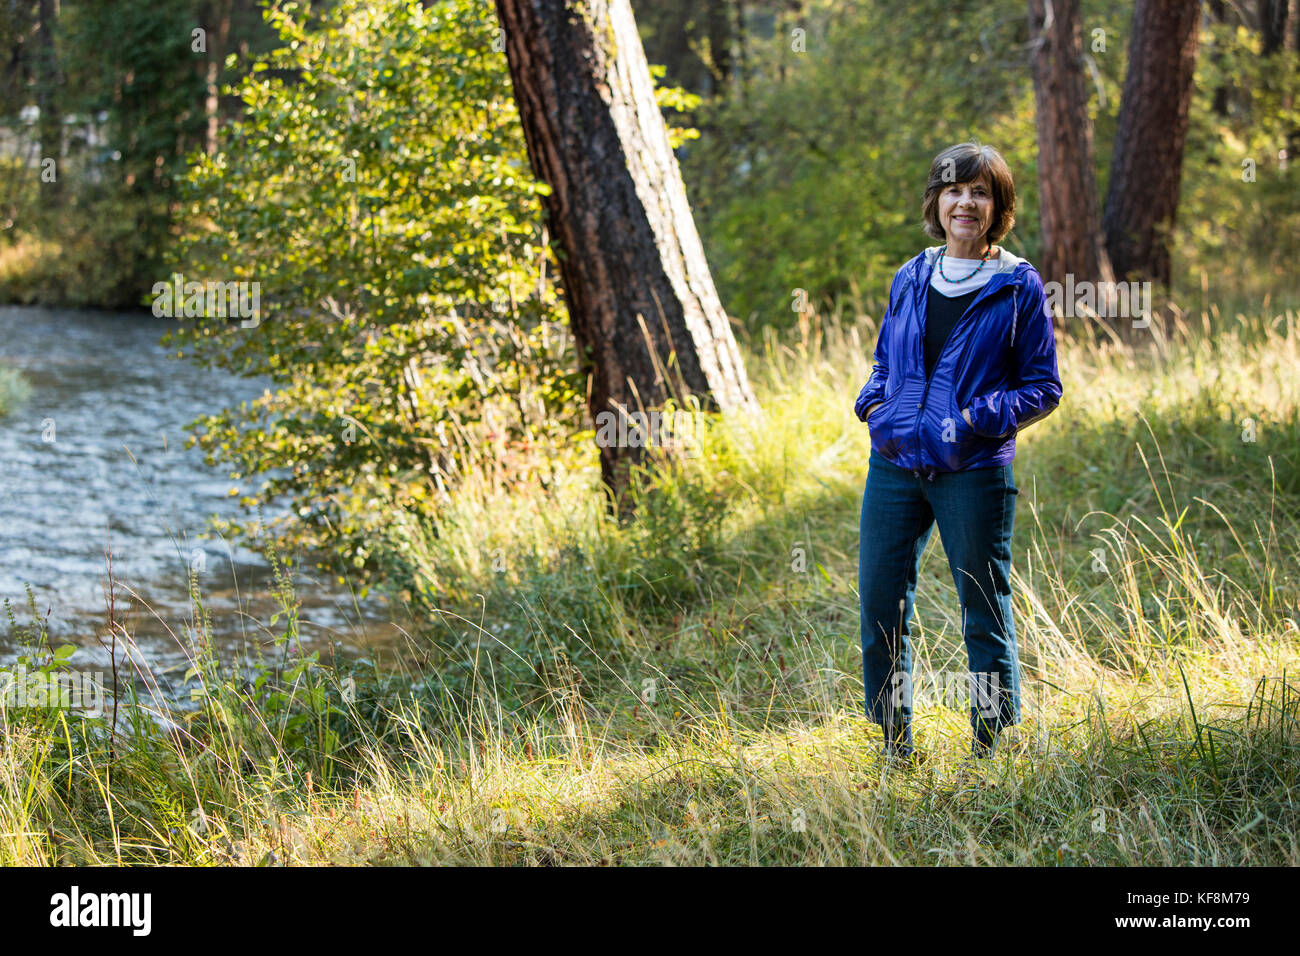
[858,448,1022,743]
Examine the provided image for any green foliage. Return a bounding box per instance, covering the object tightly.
[681,0,1299,323]
[1,591,78,737]
[0,0,207,306]
[61,0,207,199]
[650,63,702,149]
[682,0,1037,324]
[0,171,160,306]
[179,554,355,786]
[168,0,583,585]
[1177,22,1300,295]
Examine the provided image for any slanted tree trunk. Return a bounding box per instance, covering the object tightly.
[1103,0,1200,288]
[493,0,757,501]
[1028,0,1114,304]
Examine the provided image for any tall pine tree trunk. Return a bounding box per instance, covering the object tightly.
[1103,0,1200,288]
[1029,0,1113,303]
[493,0,757,500]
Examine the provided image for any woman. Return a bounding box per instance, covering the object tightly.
[853,141,1062,764]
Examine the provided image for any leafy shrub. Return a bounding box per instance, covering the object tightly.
[168,0,582,587]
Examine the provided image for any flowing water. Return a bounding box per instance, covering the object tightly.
[0,306,408,707]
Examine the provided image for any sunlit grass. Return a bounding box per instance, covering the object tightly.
[1,299,1298,865]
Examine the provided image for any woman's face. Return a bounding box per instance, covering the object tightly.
[938,175,994,249]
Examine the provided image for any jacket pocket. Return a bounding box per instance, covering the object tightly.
[944,388,975,439]
[866,385,909,459]
[866,383,900,426]
[938,389,984,468]
[966,390,1018,439]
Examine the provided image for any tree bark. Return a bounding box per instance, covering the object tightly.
[1102,0,1201,288]
[493,0,758,501]
[1028,0,1114,302]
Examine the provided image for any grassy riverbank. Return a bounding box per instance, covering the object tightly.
[3,301,1299,865]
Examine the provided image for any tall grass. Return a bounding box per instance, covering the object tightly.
[1,301,1298,865]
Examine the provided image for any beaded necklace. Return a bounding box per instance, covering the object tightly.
[936,244,995,282]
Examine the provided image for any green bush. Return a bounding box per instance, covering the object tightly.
[168,0,582,589]
[0,156,158,307]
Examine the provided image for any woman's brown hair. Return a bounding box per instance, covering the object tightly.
[921,142,1016,243]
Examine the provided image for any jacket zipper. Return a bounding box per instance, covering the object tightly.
[910,271,1012,469]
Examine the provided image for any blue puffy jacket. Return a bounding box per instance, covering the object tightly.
[854,245,1062,475]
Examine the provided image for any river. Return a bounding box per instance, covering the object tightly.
[0,306,406,706]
